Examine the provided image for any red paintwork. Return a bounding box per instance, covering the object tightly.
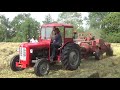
[16,40,51,68]
[16,23,74,69]
[16,61,27,68]
[80,43,91,53]
[64,38,73,44]
[76,32,112,59]
[95,39,108,52]
[77,32,93,41]
[20,40,50,49]
[42,23,73,28]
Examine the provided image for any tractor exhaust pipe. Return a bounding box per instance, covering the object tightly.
[27,24,31,43]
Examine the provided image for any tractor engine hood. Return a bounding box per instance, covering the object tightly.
[20,40,51,49]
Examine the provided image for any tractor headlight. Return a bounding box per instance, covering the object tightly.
[30,49,33,53]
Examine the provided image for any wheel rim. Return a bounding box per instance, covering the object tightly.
[69,50,79,66]
[39,62,49,75]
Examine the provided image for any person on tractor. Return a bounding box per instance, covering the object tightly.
[50,27,62,62]
[27,35,30,42]
[30,36,38,43]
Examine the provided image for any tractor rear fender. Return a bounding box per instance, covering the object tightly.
[60,42,76,51]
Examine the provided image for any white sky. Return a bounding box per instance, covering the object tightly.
[0,12,89,28]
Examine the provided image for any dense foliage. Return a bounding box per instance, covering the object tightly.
[0,12,120,43]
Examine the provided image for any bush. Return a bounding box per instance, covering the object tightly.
[104,33,120,43]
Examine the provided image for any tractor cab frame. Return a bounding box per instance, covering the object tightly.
[39,23,75,61]
[39,23,75,44]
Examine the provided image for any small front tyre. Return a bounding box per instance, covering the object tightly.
[10,55,24,71]
[34,58,50,76]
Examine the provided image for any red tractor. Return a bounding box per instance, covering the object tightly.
[10,23,113,76]
[74,32,113,60]
[10,23,81,76]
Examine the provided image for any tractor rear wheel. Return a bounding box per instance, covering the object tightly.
[34,58,50,76]
[61,43,81,70]
[10,55,24,71]
[106,47,113,56]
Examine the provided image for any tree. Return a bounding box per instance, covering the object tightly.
[11,13,31,40]
[57,12,83,32]
[20,17,40,41]
[0,15,11,42]
[11,13,40,42]
[86,12,110,29]
[101,12,120,42]
[42,14,53,24]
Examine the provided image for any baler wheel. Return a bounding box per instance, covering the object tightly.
[94,50,103,60]
[106,47,113,56]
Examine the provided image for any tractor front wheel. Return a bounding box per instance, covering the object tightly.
[10,55,24,71]
[61,43,81,70]
[34,58,50,76]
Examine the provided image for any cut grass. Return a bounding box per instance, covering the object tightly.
[0,42,120,78]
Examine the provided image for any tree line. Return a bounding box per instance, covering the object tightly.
[85,12,120,43]
[0,12,120,43]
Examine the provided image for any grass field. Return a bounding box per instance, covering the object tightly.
[0,42,120,78]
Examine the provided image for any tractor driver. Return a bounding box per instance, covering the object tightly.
[50,27,62,62]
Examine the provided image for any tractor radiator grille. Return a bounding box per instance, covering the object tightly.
[20,47,26,61]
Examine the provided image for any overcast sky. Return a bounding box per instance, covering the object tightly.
[0,12,89,28]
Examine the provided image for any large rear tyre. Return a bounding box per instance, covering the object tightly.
[34,58,50,76]
[61,43,81,70]
[10,55,24,71]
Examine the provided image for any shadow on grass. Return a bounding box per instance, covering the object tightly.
[112,54,116,56]
[24,55,116,76]
[25,63,63,75]
[85,55,116,61]
[50,64,63,71]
